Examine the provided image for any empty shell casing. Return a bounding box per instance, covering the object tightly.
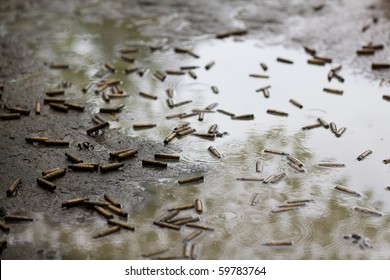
[6,106,30,115]
[154,153,180,160]
[164,132,177,144]
[249,74,269,79]
[256,161,263,172]
[78,163,99,170]
[100,163,124,173]
[153,221,181,231]
[82,83,93,93]
[330,122,338,134]
[263,241,293,246]
[173,217,200,225]
[68,164,95,172]
[117,149,138,160]
[159,210,180,222]
[133,123,157,129]
[266,109,288,117]
[287,161,305,173]
[139,92,158,100]
[271,172,286,184]
[105,63,116,72]
[165,69,185,75]
[49,103,69,112]
[174,100,193,107]
[142,159,168,168]
[250,193,260,206]
[307,58,325,66]
[287,155,304,167]
[383,95,390,102]
[335,185,361,196]
[263,148,289,156]
[357,150,372,161]
[211,86,219,94]
[385,186,390,191]
[217,109,235,117]
[256,85,271,92]
[260,63,268,71]
[108,219,134,231]
[208,146,222,158]
[153,71,166,82]
[42,167,63,176]
[186,223,215,231]
[193,133,216,140]
[104,194,121,208]
[95,206,114,220]
[62,197,88,208]
[357,49,375,55]
[45,89,65,96]
[6,178,21,197]
[317,118,329,128]
[49,63,69,69]
[121,54,135,63]
[25,136,49,143]
[205,61,215,70]
[191,244,198,260]
[5,215,33,222]
[372,63,390,70]
[109,148,133,159]
[314,56,332,63]
[119,47,139,53]
[184,230,203,242]
[99,105,123,113]
[95,84,107,94]
[286,199,314,204]
[35,101,41,114]
[206,102,218,110]
[166,88,174,98]
[0,113,21,120]
[87,121,109,135]
[167,204,195,212]
[208,124,218,134]
[303,46,316,56]
[178,176,204,185]
[36,178,56,191]
[183,243,191,258]
[278,202,307,208]
[263,175,276,184]
[382,158,390,164]
[180,66,200,70]
[236,177,263,182]
[195,199,203,214]
[188,70,197,79]
[216,28,247,39]
[354,206,383,216]
[64,102,85,111]
[42,168,66,181]
[289,99,303,109]
[277,57,293,64]
[124,67,140,74]
[323,88,343,95]
[336,127,346,138]
[102,93,110,103]
[107,204,128,217]
[93,225,121,238]
[317,162,345,167]
[232,114,254,120]
[44,97,65,103]
[0,221,10,232]
[83,201,110,208]
[271,208,295,214]
[65,152,83,163]
[198,112,205,121]
[177,128,195,136]
[167,98,175,108]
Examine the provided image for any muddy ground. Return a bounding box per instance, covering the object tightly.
[1,0,390,259]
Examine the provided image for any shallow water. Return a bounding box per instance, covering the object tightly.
[2,1,390,260]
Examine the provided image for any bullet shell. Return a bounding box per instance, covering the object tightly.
[271,208,295,214]
[103,194,121,208]
[335,185,361,197]
[354,206,383,216]
[109,148,132,159]
[317,162,345,167]
[260,62,268,71]
[49,63,69,69]
[165,69,185,75]
[164,132,177,144]
[198,112,205,121]
[262,88,270,98]
[286,199,314,204]
[108,219,134,231]
[142,159,168,168]
[191,244,198,259]
[44,140,70,146]
[317,118,329,129]
[117,149,138,160]
[100,162,124,173]
[177,127,196,136]
[6,106,30,115]
[287,161,305,173]
[95,206,114,220]
[263,148,289,156]
[335,127,346,138]
[100,104,124,113]
[0,221,10,232]
[183,243,191,258]
[95,84,107,94]
[6,178,21,197]
[102,92,110,103]
[124,66,140,75]
[217,109,235,117]
[289,99,303,109]
[68,164,95,172]
[79,162,99,170]
[153,221,181,231]
[195,198,203,214]
[0,113,21,120]
[154,153,180,160]
[173,217,200,225]
[44,97,65,103]
[36,177,56,191]
[330,122,338,134]
[5,215,33,222]
[385,186,390,191]
[216,28,248,39]
[266,109,288,117]
[357,150,372,161]
[87,121,109,135]
[120,54,135,63]
[250,192,260,206]
[93,225,121,238]
[49,103,69,113]
[193,133,216,140]
[263,241,293,246]
[382,158,390,164]
[166,98,174,108]
[277,57,293,64]
[25,136,49,144]
[208,146,222,158]
[314,56,332,63]
[278,202,307,208]
[105,63,116,72]
[178,176,204,185]
[211,86,219,94]
[188,70,197,79]
[249,74,269,79]
[64,102,85,111]
[174,47,190,54]
[142,248,170,258]
[83,201,110,208]
[236,177,263,182]
[174,100,193,108]
[357,49,375,55]
[45,89,65,96]
[383,95,390,102]
[263,175,276,184]
[107,204,128,217]
[153,71,166,82]
[65,152,83,163]
[35,101,41,115]
[271,172,287,184]
[62,197,88,208]
[139,91,158,100]
[186,223,215,231]
[159,210,180,222]
[323,88,343,95]
[287,155,304,167]
[232,114,254,120]
[255,85,271,93]
[303,46,316,56]
[133,123,157,129]
[372,63,390,70]
[119,47,139,53]
[184,230,203,242]
[208,124,218,134]
[256,161,263,173]
[82,83,93,93]
[42,168,66,181]
[167,204,195,212]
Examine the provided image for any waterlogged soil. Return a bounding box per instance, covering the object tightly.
[1,0,390,259]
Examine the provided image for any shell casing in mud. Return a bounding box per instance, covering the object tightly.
[4,215,33,222]
[0,221,11,232]
[217,109,235,117]
[232,114,254,120]
[271,172,287,184]
[43,97,65,103]
[184,230,203,242]
[6,178,21,197]
[278,202,307,208]
[35,101,41,114]
[164,132,177,144]
[250,193,260,206]
[317,162,345,167]
[49,103,69,113]
[142,159,168,168]
[109,148,133,159]
[263,148,289,156]
[371,63,390,70]
[107,204,128,218]
[314,56,332,63]
[102,92,110,103]
[165,69,185,75]
[354,206,383,216]
[205,61,215,70]
[330,122,338,134]
[68,164,95,172]
[120,54,135,63]
[382,158,390,164]
[95,115,108,123]
[216,28,247,39]
[94,206,114,220]
[289,99,303,109]
[173,217,200,226]
[139,92,158,100]
[167,204,195,211]
[65,152,83,163]
[364,44,384,50]
[183,243,191,258]
[43,140,70,146]
[195,199,203,214]
[159,210,180,222]
[307,58,326,66]
[236,177,263,182]
[100,162,124,173]
[357,49,375,55]
[141,248,170,258]
[64,102,85,111]
[108,219,134,231]
[173,47,192,54]
[42,167,63,176]
[193,133,216,140]
[323,88,343,95]
[124,66,140,75]
[303,46,316,56]
[0,113,21,120]
[383,95,390,102]
[174,122,190,130]
[177,127,196,136]
[117,149,138,160]
[208,124,218,134]
[104,194,121,208]
[357,150,372,161]
[45,89,65,96]
[83,201,109,208]
[256,161,263,173]
[119,47,139,53]
[188,70,197,79]
[317,118,329,129]
[249,74,269,79]
[153,221,181,231]
[49,63,69,69]
[286,199,314,204]
[178,176,204,185]
[78,162,99,170]
[154,153,180,160]
[263,241,293,246]
[174,100,193,107]
[287,161,306,173]
[277,57,293,64]
[105,63,116,72]
[287,155,304,167]
[166,88,174,98]
[42,168,66,181]
[167,113,184,120]
[167,98,175,108]
[335,185,361,197]
[133,123,157,129]
[266,109,288,117]
[99,106,122,113]
[87,121,109,135]
[137,68,149,77]
[198,112,205,121]
[211,86,219,94]
[62,197,88,208]
[153,71,166,82]
[191,244,198,260]
[25,136,49,143]
[6,106,30,115]
[93,225,121,239]
[263,175,276,184]
[208,146,222,158]
[186,223,215,231]
[82,83,93,93]
[36,177,56,191]
[95,84,107,94]
[260,62,268,71]
[335,127,346,138]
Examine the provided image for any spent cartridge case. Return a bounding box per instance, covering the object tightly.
[93,225,120,238]
[372,63,390,70]
[277,57,293,64]
[104,194,121,208]
[173,217,200,226]
[205,61,215,70]
[35,101,41,114]
[154,153,180,160]
[216,28,247,39]
[166,88,174,98]
[42,167,63,176]
[266,109,288,117]
[195,198,203,214]
[65,152,83,163]
[159,210,180,222]
[49,63,69,69]
[42,168,66,181]
[83,201,109,208]
[323,88,343,95]
[153,221,181,231]
[119,47,139,53]
[36,178,56,191]
[184,230,203,242]
[263,241,293,246]
[188,71,197,79]
[211,86,219,94]
[87,121,109,135]
[287,155,304,167]
[62,197,88,208]
[289,99,303,109]
[193,133,216,140]
[286,199,314,204]
[208,146,222,158]
[25,136,50,144]
[0,113,21,120]
[271,172,287,184]
[287,161,305,173]
[383,95,390,102]
[317,118,329,128]
[105,63,116,72]
[256,85,271,92]
[191,244,198,260]
[271,208,293,213]
[167,98,175,108]
[6,178,21,197]
[357,49,375,55]
[317,162,345,167]
[260,63,268,71]
[82,83,93,93]
[263,148,289,156]
[263,175,276,184]
[164,132,177,144]
[256,161,263,172]
[45,89,65,96]
[357,150,372,161]
[165,69,185,75]
[314,56,332,63]
[208,124,218,134]
[99,106,123,113]
[139,92,158,100]
[236,177,263,182]
[217,109,235,117]
[382,158,390,164]
[120,54,135,63]
[124,67,140,75]
[108,219,134,231]
[186,223,215,231]
[303,46,316,56]
[335,185,361,197]
[174,100,193,107]
[133,123,157,129]
[95,206,114,220]
[107,204,128,217]
[232,114,255,120]
[250,193,260,206]
[7,106,30,115]
[49,103,69,112]
[44,97,65,103]
[5,215,33,222]
[330,122,338,134]
[167,204,195,211]
[279,202,307,208]
[109,148,133,159]
[117,149,138,160]
[183,243,191,258]
[100,162,124,173]
[177,127,195,136]
[307,58,326,66]
[206,103,218,110]
[142,159,168,168]
[64,102,85,111]
[249,74,269,79]
[354,206,383,216]
[180,66,200,70]
[198,112,205,121]
[335,127,346,138]
[68,164,95,172]
[178,176,204,184]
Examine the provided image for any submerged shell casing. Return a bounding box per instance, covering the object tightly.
[36,177,56,191]
[335,185,361,196]
[42,168,66,181]
[184,230,203,242]
[94,206,114,220]
[208,146,222,158]
[93,226,121,238]
[195,198,203,214]
[142,159,168,168]
[65,152,83,163]
[6,178,21,197]
[104,194,121,208]
[153,221,181,231]
[178,176,204,185]
[108,219,134,231]
[62,197,88,208]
